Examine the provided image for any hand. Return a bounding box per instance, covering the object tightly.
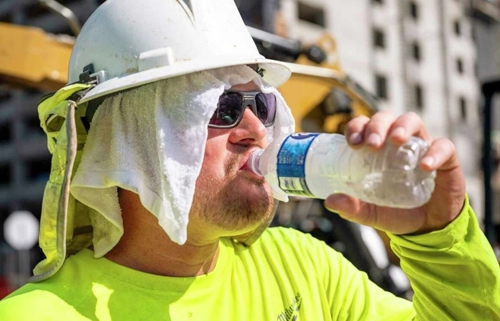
[324,111,466,235]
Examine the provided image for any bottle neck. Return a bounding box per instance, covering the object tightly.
[246,149,264,177]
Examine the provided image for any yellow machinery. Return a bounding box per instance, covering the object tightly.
[0,23,73,91]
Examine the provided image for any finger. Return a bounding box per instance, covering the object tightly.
[344,115,370,148]
[420,137,459,171]
[387,112,432,144]
[362,110,397,149]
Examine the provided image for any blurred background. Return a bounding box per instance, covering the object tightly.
[0,0,499,299]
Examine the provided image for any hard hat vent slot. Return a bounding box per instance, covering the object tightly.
[139,48,176,72]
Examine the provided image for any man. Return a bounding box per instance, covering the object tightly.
[1,0,499,320]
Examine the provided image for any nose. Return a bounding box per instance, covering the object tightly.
[228,107,268,146]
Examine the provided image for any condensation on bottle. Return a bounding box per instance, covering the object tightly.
[247,133,436,209]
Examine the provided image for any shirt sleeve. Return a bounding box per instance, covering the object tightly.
[388,196,500,320]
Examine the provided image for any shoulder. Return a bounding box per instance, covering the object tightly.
[0,250,102,321]
[0,285,90,321]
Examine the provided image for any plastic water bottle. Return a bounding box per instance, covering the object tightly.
[247,133,436,209]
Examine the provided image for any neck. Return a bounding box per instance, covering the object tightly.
[105,189,220,277]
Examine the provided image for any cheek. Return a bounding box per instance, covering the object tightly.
[200,136,228,179]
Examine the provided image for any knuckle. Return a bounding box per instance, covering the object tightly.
[345,116,369,130]
[397,111,422,125]
[405,111,420,119]
[351,115,370,123]
[372,111,397,124]
[441,137,456,151]
[432,137,456,153]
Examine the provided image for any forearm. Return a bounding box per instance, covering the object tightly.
[389,196,500,320]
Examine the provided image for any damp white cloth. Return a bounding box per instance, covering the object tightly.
[70,65,295,257]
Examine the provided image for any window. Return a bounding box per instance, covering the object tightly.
[410,2,418,20]
[373,28,385,49]
[26,156,51,183]
[375,75,388,100]
[454,20,461,36]
[0,86,12,106]
[298,2,325,27]
[22,115,46,140]
[456,58,464,74]
[414,84,424,110]
[411,41,421,61]
[0,13,13,23]
[0,163,11,185]
[235,0,280,33]
[459,97,467,121]
[0,122,11,143]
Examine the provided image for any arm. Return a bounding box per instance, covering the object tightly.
[324,111,500,319]
[325,201,500,320]
[389,198,500,320]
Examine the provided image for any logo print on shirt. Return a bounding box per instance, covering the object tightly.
[277,293,302,321]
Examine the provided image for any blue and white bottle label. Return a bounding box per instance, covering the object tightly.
[276,133,318,197]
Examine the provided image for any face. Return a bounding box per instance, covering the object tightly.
[189,82,277,236]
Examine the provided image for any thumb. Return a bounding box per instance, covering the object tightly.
[324,194,361,219]
[324,194,378,228]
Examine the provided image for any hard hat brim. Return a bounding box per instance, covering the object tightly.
[78,57,291,104]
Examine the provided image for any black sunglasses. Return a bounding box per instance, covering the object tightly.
[208,91,277,129]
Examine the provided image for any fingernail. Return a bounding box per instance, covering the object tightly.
[392,127,406,138]
[421,156,435,167]
[366,133,382,146]
[349,133,362,145]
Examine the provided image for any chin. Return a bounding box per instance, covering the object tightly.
[210,177,275,233]
[191,166,276,235]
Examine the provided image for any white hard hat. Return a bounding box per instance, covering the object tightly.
[69,0,292,104]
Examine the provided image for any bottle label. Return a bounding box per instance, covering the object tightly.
[276,133,318,197]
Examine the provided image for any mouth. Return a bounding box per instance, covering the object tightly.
[238,150,256,170]
[238,150,264,179]
[239,158,252,171]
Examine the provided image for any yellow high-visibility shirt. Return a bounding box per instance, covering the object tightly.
[0,201,499,320]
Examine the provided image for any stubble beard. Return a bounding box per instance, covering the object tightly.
[191,153,276,234]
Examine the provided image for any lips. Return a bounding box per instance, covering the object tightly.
[238,150,261,176]
[240,162,251,171]
[239,154,252,171]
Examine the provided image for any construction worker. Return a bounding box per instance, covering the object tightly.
[1,0,499,320]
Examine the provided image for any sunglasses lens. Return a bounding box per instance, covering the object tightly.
[209,91,277,128]
[255,93,276,126]
[209,92,243,127]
